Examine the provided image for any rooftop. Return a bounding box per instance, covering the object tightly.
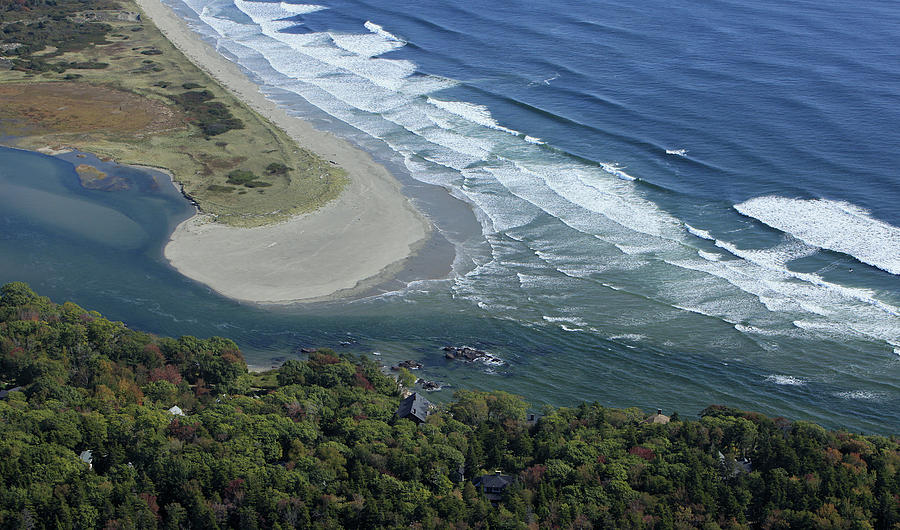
[397,392,431,423]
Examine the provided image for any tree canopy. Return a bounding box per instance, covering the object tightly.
[0,282,898,528]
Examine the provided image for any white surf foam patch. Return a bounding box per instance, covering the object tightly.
[198,6,259,38]
[364,21,404,43]
[280,2,325,14]
[542,315,588,327]
[600,162,636,181]
[735,324,793,337]
[426,98,520,136]
[698,250,721,262]
[232,1,418,90]
[684,223,714,240]
[735,197,900,275]
[765,374,806,386]
[834,390,887,402]
[609,333,647,341]
[714,239,898,319]
[330,32,404,57]
[234,0,323,21]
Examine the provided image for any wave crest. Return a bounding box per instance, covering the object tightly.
[735,196,900,275]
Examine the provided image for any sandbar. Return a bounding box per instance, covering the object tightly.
[135,0,431,303]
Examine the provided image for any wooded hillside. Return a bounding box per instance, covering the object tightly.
[0,282,898,528]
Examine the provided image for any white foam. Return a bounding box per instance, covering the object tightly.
[232,0,418,91]
[615,243,656,255]
[330,32,405,57]
[715,239,898,320]
[765,374,806,386]
[735,196,900,275]
[542,315,589,327]
[426,98,520,136]
[735,324,792,337]
[609,333,647,341]
[234,0,323,21]
[493,160,683,240]
[674,304,737,322]
[834,390,887,401]
[600,162,636,181]
[666,148,687,156]
[199,6,258,38]
[364,21,404,43]
[280,2,325,14]
[664,234,899,345]
[698,250,721,261]
[684,223,714,240]
[524,135,545,145]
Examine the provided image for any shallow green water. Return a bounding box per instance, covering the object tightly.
[1,146,897,433]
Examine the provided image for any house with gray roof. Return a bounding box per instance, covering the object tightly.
[79,450,93,470]
[0,386,23,399]
[396,393,431,424]
[474,471,516,503]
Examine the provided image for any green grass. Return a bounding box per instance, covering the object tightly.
[0,0,347,227]
[248,370,279,389]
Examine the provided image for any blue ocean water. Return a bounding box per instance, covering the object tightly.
[2,0,899,432]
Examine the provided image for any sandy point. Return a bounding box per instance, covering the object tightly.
[165,172,430,304]
[136,0,432,303]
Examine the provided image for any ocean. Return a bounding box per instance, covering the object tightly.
[1,0,898,432]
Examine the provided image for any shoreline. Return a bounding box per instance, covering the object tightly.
[134,0,432,304]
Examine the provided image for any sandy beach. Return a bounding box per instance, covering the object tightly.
[133,0,430,303]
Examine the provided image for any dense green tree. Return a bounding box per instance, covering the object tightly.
[0,283,898,529]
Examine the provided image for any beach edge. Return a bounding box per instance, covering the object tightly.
[135,0,433,304]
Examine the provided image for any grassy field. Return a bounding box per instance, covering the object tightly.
[0,0,346,227]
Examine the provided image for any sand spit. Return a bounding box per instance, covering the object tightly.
[135,0,431,303]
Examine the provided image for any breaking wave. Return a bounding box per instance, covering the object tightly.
[735,196,900,275]
[171,0,899,360]
[765,374,806,386]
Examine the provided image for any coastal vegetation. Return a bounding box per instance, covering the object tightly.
[0,0,346,226]
[1,282,899,529]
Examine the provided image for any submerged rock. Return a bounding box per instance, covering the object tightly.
[442,346,503,365]
[415,378,443,391]
[395,360,423,370]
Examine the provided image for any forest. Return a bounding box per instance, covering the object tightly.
[0,281,898,529]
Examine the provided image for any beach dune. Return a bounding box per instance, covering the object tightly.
[136,0,431,303]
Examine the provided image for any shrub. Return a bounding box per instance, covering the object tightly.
[243,180,272,188]
[226,170,257,185]
[265,162,290,175]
